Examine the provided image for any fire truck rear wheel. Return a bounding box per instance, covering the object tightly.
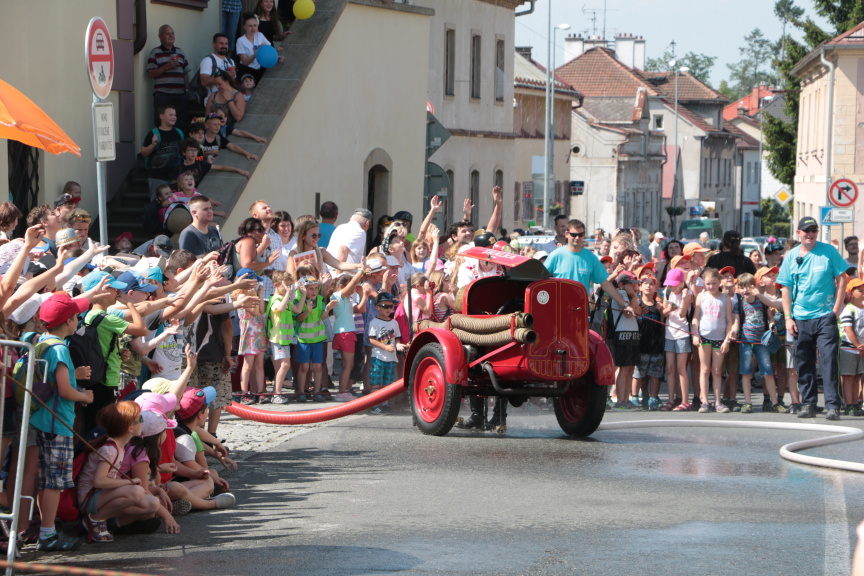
[409,343,462,436]
[553,375,606,437]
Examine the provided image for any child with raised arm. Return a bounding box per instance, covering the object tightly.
[32,293,95,551]
[693,268,735,414]
[266,270,304,404]
[735,273,783,413]
[234,268,267,404]
[840,278,864,415]
[330,268,368,402]
[294,265,338,402]
[367,292,406,415]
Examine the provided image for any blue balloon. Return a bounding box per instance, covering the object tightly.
[256,44,278,69]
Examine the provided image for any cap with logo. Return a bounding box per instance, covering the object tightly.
[798,216,819,231]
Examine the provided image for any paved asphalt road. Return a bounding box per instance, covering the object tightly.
[29,399,864,576]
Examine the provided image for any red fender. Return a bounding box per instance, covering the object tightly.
[588,330,615,387]
[225,379,406,424]
[403,328,468,386]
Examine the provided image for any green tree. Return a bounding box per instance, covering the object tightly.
[644,51,717,85]
[763,0,862,193]
[756,198,792,237]
[725,28,781,99]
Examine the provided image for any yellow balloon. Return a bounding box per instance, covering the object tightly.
[293,0,315,20]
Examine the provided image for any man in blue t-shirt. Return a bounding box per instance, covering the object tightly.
[544,218,634,316]
[776,216,849,420]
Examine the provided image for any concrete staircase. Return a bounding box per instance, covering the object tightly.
[105,0,351,245]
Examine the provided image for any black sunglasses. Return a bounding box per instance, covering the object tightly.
[378,303,394,309]
[568,231,585,238]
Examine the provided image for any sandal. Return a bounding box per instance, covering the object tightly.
[84,514,113,543]
[18,523,40,545]
[659,401,676,411]
[672,402,692,411]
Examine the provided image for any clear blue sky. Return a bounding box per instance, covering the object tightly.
[515,0,829,87]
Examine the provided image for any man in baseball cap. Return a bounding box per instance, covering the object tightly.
[776,212,850,420]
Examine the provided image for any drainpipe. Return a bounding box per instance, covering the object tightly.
[515,0,535,17]
[133,0,147,54]
[820,46,834,244]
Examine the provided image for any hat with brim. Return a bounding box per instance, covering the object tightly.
[718,266,736,277]
[663,268,685,287]
[797,216,819,231]
[670,255,691,269]
[755,266,779,282]
[81,270,128,292]
[40,292,89,329]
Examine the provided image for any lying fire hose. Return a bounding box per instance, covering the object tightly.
[226,379,407,424]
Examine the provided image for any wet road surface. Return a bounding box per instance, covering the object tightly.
[38,403,864,576]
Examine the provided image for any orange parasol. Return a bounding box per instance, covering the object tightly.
[0,78,80,156]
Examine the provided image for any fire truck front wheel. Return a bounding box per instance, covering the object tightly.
[409,343,462,436]
[553,375,607,437]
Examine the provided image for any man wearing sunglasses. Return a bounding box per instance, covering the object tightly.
[544,219,635,316]
[776,216,849,420]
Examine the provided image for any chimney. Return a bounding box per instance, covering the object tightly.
[563,34,608,63]
[515,46,533,60]
[614,34,645,70]
[737,104,747,117]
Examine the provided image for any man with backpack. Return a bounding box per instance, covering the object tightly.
[140,105,184,201]
[30,292,94,552]
[198,33,237,106]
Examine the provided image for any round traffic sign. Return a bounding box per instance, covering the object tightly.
[829,178,858,208]
[85,17,114,100]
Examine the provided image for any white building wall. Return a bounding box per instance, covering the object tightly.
[224,4,430,233]
[570,114,623,234]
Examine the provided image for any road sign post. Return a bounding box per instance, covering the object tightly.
[85,17,115,246]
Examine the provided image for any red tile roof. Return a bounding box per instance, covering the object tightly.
[635,70,728,102]
[555,47,659,97]
[722,86,777,121]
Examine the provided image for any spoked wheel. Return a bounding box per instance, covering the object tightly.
[409,343,462,436]
[553,375,607,437]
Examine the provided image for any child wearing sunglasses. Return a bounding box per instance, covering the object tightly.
[367,292,406,414]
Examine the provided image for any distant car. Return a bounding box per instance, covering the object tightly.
[741,242,762,260]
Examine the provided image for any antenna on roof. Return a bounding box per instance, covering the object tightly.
[581,5,599,37]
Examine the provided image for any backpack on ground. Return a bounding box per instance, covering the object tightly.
[69,313,117,389]
[12,335,65,413]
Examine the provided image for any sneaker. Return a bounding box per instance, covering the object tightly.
[762,398,772,412]
[295,394,307,403]
[271,395,287,405]
[606,398,615,410]
[629,396,641,408]
[825,408,841,421]
[854,404,864,417]
[798,404,817,418]
[783,403,801,414]
[231,394,243,404]
[614,401,637,411]
[715,403,730,414]
[208,493,236,509]
[312,394,326,402]
[172,499,192,516]
[258,394,271,404]
[648,396,661,411]
[698,403,711,413]
[37,531,82,552]
[240,394,257,405]
[368,405,385,415]
[771,402,787,413]
[332,392,355,402]
[740,403,753,414]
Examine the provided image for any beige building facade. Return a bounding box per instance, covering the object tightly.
[792,24,864,243]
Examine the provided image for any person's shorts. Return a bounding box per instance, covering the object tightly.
[739,342,773,376]
[699,337,724,351]
[770,344,787,366]
[369,357,396,388]
[2,399,16,438]
[270,342,291,362]
[332,332,357,353]
[35,429,75,491]
[610,331,640,368]
[196,361,231,410]
[664,338,691,355]
[633,353,665,380]
[296,341,324,364]
[839,350,864,376]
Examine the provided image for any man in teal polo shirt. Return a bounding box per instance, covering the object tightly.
[777,216,849,420]
[544,218,635,316]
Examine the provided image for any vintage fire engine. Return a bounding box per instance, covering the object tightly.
[404,247,615,437]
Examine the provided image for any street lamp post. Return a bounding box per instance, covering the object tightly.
[543,16,570,229]
[671,62,689,237]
